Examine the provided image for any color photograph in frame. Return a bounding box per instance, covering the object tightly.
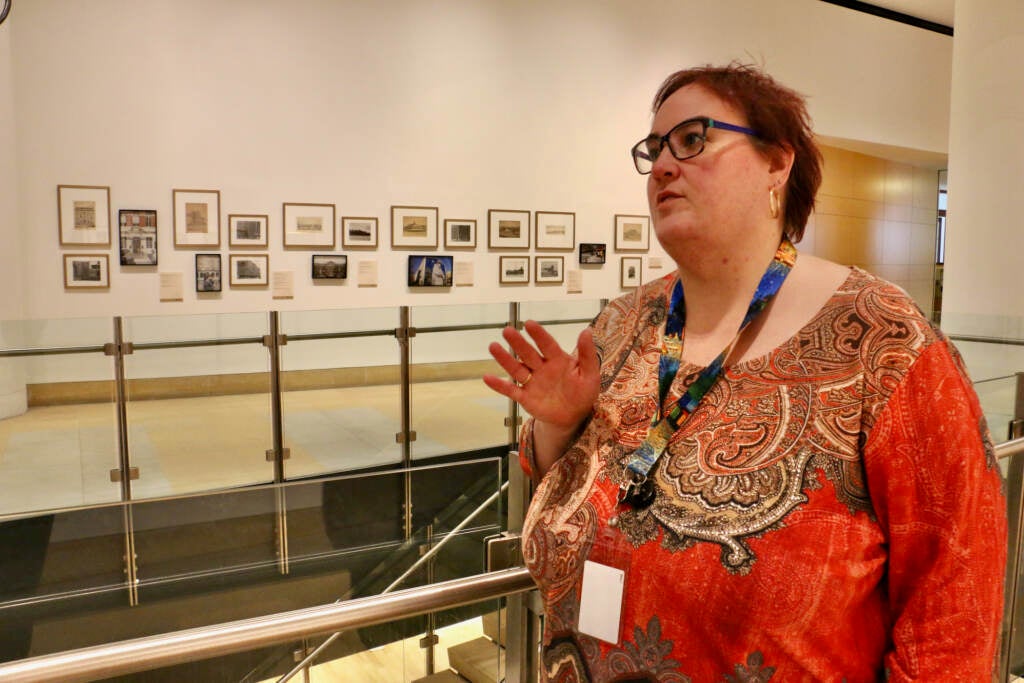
[312,254,348,280]
[391,205,439,249]
[535,211,575,250]
[58,185,111,246]
[118,209,157,266]
[488,209,530,249]
[614,214,650,251]
[444,218,477,249]
[228,214,269,247]
[498,255,530,284]
[195,253,222,292]
[579,242,606,265]
[535,255,565,284]
[408,254,453,287]
[173,189,221,248]
[229,254,269,287]
[63,253,109,289]
[341,216,378,248]
[621,256,643,288]
[283,202,336,248]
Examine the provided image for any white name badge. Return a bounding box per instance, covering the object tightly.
[577,560,625,644]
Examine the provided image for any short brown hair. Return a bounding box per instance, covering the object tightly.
[652,63,821,242]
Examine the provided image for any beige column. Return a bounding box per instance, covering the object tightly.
[942,0,1024,335]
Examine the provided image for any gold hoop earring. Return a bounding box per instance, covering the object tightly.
[769,187,780,219]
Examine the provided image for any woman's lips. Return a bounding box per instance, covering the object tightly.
[656,190,683,205]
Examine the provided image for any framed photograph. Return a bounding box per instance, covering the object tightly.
[621,256,643,288]
[229,254,269,287]
[498,255,530,284]
[443,218,477,249]
[173,189,221,248]
[118,209,158,266]
[312,254,348,279]
[535,211,575,250]
[341,216,378,248]
[283,202,335,248]
[195,253,222,292]
[408,254,453,287]
[228,214,268,247]
[391,205,439,249]
[535,256,565,284]
[614,214,651,251]
[488,209,530,249]
[63,253,109,289]
[579,242,606,265]
[58,185,111,246]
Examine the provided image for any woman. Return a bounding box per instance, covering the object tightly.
[484,64,1006,681]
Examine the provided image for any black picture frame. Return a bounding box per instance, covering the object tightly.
[118,209,158,266]
[579,242,606,265]
[312,254,348,280]
[195,253,222,292]
[408,254,453,287]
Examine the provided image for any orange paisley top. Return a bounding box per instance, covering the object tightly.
[520,268,1006,682]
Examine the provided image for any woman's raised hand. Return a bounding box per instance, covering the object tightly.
[483,319,600,433]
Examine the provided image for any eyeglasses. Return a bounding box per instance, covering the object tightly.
[630,116,759,174]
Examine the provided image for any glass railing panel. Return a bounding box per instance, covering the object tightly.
[279,307,402,478]
[972,374,1018,451]
[122,312,274,497]
[410,303,509,461]
[0,504,129,660]
[0,316,120,515]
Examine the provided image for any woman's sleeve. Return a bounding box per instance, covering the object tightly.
[863,340,1007,680]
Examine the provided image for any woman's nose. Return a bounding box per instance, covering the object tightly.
[649,144,678,178]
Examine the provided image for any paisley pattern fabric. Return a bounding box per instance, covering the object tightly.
[520,268,1006,682]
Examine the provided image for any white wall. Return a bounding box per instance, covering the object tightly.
[3,0,953,324]
[942,0,1024,337]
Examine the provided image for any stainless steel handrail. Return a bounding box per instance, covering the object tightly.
[0,567,534,683]
[998,437,1024,461]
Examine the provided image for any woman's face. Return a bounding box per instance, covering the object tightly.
[646,84,777,261]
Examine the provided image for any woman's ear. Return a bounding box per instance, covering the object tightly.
[769,143,795,185]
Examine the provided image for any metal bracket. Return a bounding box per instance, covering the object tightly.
[1010,418,1024,441]
[485,532,523,572]
[419,634,439,649]
[504,416,523,428]
[109,467,140,483]
[395,430,418,444]
[265,447,291,462]
[261,334,287,348]
[394,326,418,341]
[103,342,134,356]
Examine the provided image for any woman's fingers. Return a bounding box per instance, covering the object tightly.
[523,320,567,361]
[502,326,546,370]
[576,327,599,382]
[488,341,529,380]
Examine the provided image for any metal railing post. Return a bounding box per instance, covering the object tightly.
[1001,373,1024,680]
[265,311,289,576]
[396,306,415,538]
[108,316,139,607]
[506,302,522,446]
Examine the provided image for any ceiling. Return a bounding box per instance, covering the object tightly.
[852,0,955,28]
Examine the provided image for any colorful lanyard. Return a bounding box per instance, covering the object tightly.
[618,237,798,509]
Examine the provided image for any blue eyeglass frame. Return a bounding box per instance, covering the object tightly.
[631,116,760,174]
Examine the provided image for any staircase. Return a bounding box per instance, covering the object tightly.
[413,609,506,683]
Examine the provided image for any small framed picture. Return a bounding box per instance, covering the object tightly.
[283,202,335,248]
[391,205,439,249]
[229,254,269,287]
[535,211,575,250]
[614,214,651,251]
[535,256,564,284]
[621,256,643,288]
[63,253,109,289]
[341,216,378,248]
[173,189,221,248]
[488,209,530,249]
[118,209,158,266]
[312,254,348,279]
[499,255,530,284]
[443,218,477,249]
[228,214,268,247]
[408,254,453,287]
[579,242,606,265]
[195,253,222,292]
[58,185,111,246]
